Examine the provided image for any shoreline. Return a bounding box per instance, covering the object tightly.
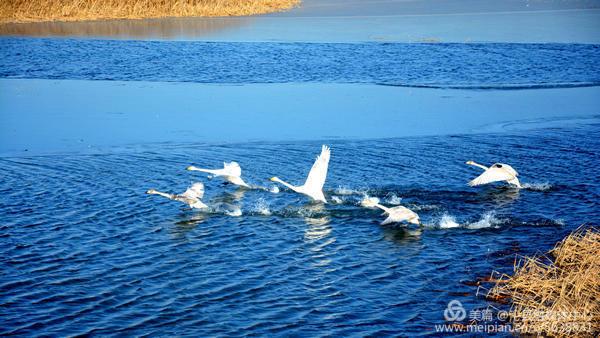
[0,0,300,24]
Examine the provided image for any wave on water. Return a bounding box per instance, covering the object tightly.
[522,182,552,191]
[375,81,600,90]
[269,185,280,194]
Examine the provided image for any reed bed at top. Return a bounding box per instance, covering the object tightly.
[0,0,300,23]
[488,226,600,337]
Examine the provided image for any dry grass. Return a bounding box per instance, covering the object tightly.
[488,226,600,337]
[0,0,300,23]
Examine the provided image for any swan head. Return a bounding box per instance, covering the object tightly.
[465,160,475,165]
[186,165,197,171]
[146,189,157,194]
[270,177,279,182]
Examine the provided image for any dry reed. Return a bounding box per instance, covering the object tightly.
[0,0,300,23]
[488,226,600,337]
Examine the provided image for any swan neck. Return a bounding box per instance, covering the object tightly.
[151,191,174,200]
[275,178,299,192]
[375,204,390,213]
[471,162,489,170]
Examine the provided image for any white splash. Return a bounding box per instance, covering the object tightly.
[438,214,461,228]
[412,204,440,211]
[360,196,380,208]
[466,211,504,229]
[331,196,344,204]
[334,186,359,195]
[522,182,552,191]
[225,207,242,217]
[252,198,271,216]
[385,193,402,205]
[269,185,280,193]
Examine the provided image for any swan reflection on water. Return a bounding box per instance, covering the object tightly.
[300,203,331,231]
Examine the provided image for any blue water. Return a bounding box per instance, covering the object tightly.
[1,37,600,336]
[1,38,600,88]
[1,125,600,336]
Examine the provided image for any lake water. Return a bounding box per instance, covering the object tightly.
[1,37,599,336]
[1,39,600,89]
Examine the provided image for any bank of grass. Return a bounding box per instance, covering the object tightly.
[0,0,300,23]
[489,226,599,337]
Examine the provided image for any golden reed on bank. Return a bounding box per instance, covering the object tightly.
[488,226,600,337]
[0,0,300,23]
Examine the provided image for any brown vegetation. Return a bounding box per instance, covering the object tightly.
[0,0,300,23]
[488,226,600,337]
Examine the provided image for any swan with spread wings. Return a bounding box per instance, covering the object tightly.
[270,145,331,203]
[466,161,522,188]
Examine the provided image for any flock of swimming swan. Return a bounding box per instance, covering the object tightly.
[147,145,522,226]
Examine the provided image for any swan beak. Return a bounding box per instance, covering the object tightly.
[186,166,194,171]
[269,177,276,182]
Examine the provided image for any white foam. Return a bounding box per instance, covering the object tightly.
[252,198,271,216]
[269,185,280,193]
[522,182,552,191]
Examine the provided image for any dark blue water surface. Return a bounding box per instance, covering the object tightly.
[1,36,600,336]
[1,38,600,88]
[1,123,599,336]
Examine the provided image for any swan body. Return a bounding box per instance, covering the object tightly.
[466,161,522,188]
[146,182,208,209]
[361,196,420,225]
[270,145,331,203]
[187,162,250,188]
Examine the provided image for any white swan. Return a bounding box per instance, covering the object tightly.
[466,161,522,188]
[361,196,421,225]
[187,161,250,188]
[146,182,208,209]
[270,145,331,203]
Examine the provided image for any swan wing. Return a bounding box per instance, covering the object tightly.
[469,167,515,186]
[181,182,205,199]
[304,145,331,192]
[222,161,242,177]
